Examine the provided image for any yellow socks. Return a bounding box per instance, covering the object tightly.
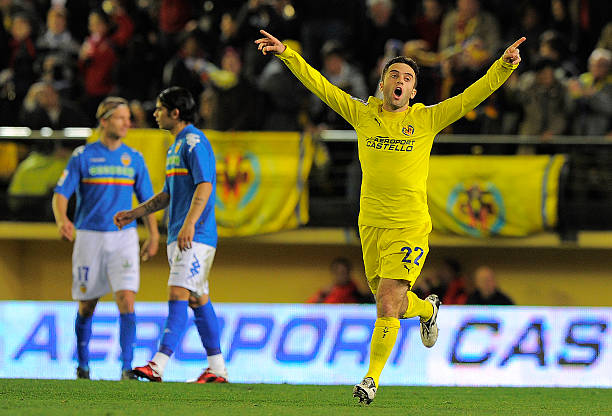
[402,291,434,320]
[365,317,400,387]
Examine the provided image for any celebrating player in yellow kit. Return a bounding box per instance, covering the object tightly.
[256,29,524,404]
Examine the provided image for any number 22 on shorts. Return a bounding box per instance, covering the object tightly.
[400,246,424,266]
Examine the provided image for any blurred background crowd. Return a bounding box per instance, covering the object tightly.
[0,0,610,309]
[0,0,609,137]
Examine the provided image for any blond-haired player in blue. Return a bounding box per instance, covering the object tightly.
[53,97,159,380]
[256,30,525,404]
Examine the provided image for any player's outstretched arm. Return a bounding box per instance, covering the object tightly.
[501,37,526,66]
[254,28,361,126]
[429,37,526,132]
[254,30,286,56]
[114,191,170,230]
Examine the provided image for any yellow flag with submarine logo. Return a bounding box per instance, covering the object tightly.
[207,131,314,237]
[90,129,313,236]
[427,155,566,237]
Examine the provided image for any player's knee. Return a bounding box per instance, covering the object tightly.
[113,291,134,313]
[188,293,209,308]
[79,301,97,317]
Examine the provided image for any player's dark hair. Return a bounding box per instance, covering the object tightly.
[157,87,196,123]
[381,56,419,88]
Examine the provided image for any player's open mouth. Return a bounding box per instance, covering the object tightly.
[393,87,403,99]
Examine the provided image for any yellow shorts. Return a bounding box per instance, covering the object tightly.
[359,223,430,296]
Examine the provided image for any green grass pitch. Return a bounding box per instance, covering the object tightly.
[1,379,611,415]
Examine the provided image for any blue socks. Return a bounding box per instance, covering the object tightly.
[159,300,189,357]
[119,312,136,370]
[193,300,222,356]
[75,313,93,370]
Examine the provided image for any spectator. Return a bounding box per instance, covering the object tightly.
[157,0,196,61]
[36,6,80,58]
[197,87,217,130]
[466,266,514,305]
[547,0,575,53]
[597,22,612,51]
[3,12,37,120]
[504,2,544,72]
[19,81,88,130]
[357,0,411,79]
[441,258,469,305]
[307,257,373,304]
[206,47,258,131]
[257,39,310,130]
[402,0,446,105]
[510,58,569,141]
[7,141,71,221]
[161,30,206,101]
[438,0,501,135]
[224,1,300,86]
[113,2,161,101]
[438,0,500,64]
[128,99,150,128]
[538,30,580,82]
[296,0,358,69]
[78,9,118,122]
[106,0,135,50]
[36,6,80,97]
[567,48,612,136]
[413,258,468,304]
[309,40,368,130]
[412,0,444,53]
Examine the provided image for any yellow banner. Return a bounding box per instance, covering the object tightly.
[207,131,313,236]
[427,155,566,237]
[90,129,313,236]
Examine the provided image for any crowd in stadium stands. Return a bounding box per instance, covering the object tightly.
[308,257,512,305]
[413,259,514,305]
[307,257,375,304]
[0,0,609,137]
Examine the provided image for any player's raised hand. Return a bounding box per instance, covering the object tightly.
[57,219,74,242]
[502,37,526,66]
[254,29,286,56]
[114,210,135,230]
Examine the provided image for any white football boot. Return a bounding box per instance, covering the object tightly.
[353,377,377,405]
[420,294,441,348]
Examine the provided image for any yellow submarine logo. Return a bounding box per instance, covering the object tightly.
[446,180,505,236]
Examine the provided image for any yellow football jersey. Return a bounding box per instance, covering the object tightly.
[278,46,517,229]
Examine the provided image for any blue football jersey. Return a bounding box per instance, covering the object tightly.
[163,124,217,247]
[54,141,154,231]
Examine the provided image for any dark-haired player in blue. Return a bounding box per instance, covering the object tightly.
[114,87,228,383]
[52,97,160,380]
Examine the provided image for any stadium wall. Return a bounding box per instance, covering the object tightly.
[1,232,611,306]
